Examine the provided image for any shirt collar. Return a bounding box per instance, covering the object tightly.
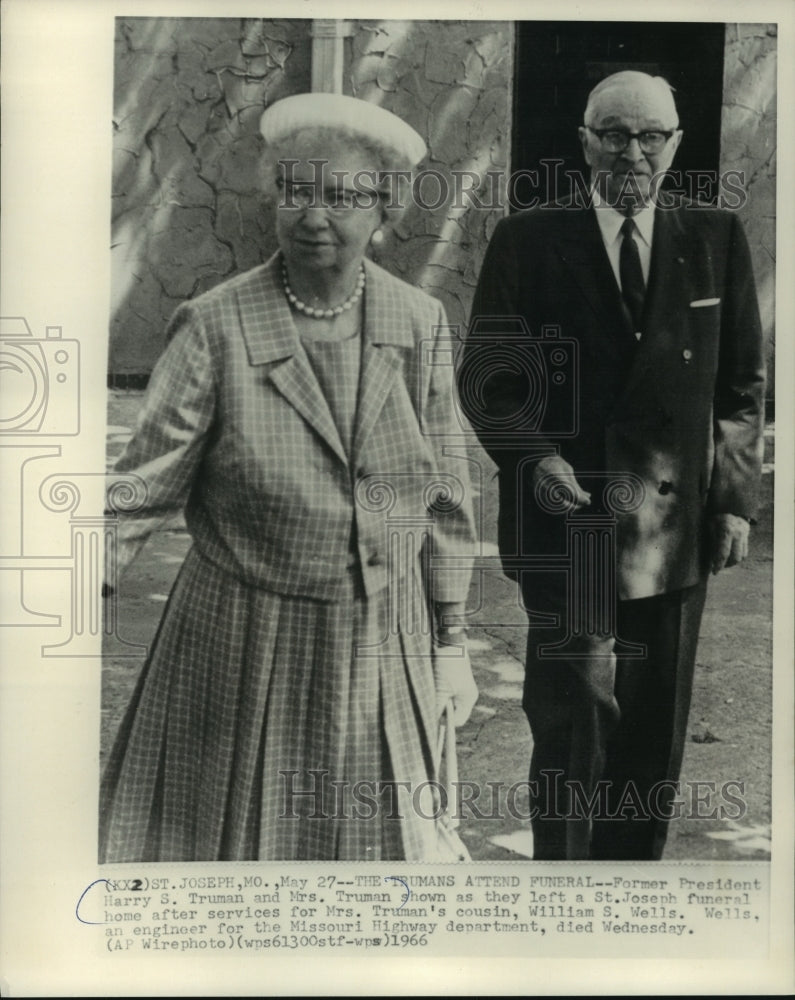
[592,189,656,247]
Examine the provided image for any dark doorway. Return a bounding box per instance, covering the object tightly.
[511,21,726,208]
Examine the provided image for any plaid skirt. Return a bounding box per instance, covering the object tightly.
[99,546,440,862]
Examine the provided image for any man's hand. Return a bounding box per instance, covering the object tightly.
[570,657,620,725]
[532,455,591,511]
[433,641,478,726]
[709,513,751,574]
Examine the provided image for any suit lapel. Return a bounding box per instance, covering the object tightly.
[613,206,695,404]
[549,208,629,360]
[235,256,348,467]
[351,260,414,466]
[268,354,349,467]
[642,206,692,339]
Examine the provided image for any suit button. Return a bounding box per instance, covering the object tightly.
[682,348,693,362]
[367,552,383,566]
[658,481,673,495]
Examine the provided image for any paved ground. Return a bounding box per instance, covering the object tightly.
[103,390,773,862]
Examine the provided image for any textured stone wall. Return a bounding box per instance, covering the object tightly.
[111,18,775,396]
[110,18,311,373]
[347,20,513,332]
[720,23,777,397]
[109,17,513,374]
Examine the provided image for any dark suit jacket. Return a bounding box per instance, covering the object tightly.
[464,201,766,599]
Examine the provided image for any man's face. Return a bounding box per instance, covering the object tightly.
[578,80,683,212]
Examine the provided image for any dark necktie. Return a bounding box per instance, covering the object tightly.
[619,217,645,339]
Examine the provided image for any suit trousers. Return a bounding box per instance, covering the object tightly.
[520,572,708,861]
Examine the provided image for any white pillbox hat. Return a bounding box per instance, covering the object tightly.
[260,92,427,167]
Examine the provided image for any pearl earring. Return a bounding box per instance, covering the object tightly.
[370,228,384,247]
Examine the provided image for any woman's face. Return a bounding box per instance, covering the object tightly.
[275,139,384,278]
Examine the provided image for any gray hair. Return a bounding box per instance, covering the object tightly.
[583,71,679,127]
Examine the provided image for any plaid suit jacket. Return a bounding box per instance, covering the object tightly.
[114,254,476,603]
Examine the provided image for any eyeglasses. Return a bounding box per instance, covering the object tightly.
[585,126,676,154]
[277,180,363,211]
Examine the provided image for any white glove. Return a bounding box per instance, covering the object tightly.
[433,639,478,726]
[102,532,150,597]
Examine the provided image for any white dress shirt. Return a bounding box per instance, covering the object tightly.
[592,194,655,289]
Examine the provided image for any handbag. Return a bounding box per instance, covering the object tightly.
[430,701,471,862]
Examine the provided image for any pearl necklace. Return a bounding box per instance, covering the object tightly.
[282,263,365,319]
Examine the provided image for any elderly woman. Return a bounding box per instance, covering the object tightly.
[99,94,477,863]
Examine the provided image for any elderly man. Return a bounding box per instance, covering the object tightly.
[462,71,765,860]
